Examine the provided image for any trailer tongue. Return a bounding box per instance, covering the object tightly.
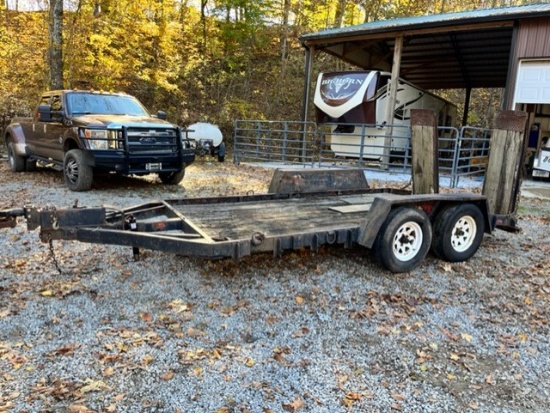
[1,168,494,273]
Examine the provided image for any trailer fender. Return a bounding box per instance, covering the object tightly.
[4,123,29,156]
[356,197,393,249]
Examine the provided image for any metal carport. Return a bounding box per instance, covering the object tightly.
[299,4,550,125]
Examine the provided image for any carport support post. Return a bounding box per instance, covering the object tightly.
[411,109,439,194]
[482,110,527,217]
[381,35,403,170]
[300,45,315,162]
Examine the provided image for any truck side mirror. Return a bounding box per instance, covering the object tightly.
[156,110,167,120]
[38,104,53,122]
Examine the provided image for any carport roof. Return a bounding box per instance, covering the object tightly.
[300,4,550,90]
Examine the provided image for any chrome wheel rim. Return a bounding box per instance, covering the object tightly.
[65,158,79,184]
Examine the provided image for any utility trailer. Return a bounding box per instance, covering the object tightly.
[1,168,499,273]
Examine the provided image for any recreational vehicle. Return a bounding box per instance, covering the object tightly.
[314,71,457,160]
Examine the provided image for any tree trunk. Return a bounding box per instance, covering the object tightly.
[200,0,208,52]
[334,0,346,28]
[49,0,63,90]
[280,0,291,59]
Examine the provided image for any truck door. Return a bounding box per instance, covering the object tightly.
[29,93,65,161]
[45,94,67,161]
[25,95,50,156]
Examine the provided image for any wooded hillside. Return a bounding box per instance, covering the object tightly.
[0,0,535,138]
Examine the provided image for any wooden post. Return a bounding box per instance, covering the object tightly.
[482,110,528,216]
[411,109,439,194]
[381,35,403,169]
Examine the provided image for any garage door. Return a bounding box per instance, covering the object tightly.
[514,60,550,104]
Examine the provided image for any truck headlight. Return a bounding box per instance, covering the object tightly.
[83,129,118,150]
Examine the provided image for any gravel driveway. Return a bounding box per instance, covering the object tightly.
[1,159,549,413]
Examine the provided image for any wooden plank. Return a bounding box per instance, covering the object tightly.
[482,110,527,215]
[382,35,404,169]
[177,196,369,240]
[411,109,438,194]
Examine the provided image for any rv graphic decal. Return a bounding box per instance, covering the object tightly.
[319,72,370,105]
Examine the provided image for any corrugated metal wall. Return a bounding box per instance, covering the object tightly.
[505,17,550,109]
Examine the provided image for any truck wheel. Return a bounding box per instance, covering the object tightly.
[374,207,432,273]
[158,167,185,185]
[63,149,93,191]
[7,142,25,172]
[432,204,484,262]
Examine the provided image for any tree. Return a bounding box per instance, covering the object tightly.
[49,0,63,89]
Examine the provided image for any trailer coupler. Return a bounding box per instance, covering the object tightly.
[0,208,27,229]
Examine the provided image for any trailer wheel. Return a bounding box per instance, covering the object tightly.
[158,167,185,185]
[432,204,484,262]
[374,207,432,273]
[64,149,93,191]
[7,142,26,172]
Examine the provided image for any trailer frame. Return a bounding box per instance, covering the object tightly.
[1,168,504,273]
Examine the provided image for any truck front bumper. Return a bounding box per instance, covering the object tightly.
[85,148,195,174]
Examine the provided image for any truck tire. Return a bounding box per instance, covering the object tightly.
[374,206,432,273]
[7,142,26,172]
[431,204,484,262]
[63,149,93,191]
[158,167,185,185]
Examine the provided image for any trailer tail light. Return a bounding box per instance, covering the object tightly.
[419,203,434,215]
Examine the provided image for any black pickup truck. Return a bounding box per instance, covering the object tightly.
[4,90,195,191]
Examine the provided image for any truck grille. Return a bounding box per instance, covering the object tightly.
[126,127,179,154]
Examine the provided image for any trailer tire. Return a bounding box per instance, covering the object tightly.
[7,142,26,172]
[374,207,432,273]
[159,167,185,185]
[432,203,484,262]
[64,149,93,191]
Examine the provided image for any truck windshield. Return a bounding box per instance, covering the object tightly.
[66,93,150,116]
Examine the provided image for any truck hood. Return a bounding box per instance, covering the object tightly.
[72,114,177,129]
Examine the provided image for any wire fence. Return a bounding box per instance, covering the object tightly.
[233,120,491,188]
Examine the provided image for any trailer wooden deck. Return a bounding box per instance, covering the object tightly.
[170,193,384,241]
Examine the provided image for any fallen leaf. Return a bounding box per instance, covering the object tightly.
[391,393,407,401]
[161,371,175,381]
[461,333,473,342]
[282,397,305,412]
[80,380,111,394]
[68,405,94,413]
[140,312,153,322]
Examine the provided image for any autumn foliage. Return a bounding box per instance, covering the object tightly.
[0,0,534,137]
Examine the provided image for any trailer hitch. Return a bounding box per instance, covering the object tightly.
[0,208,27,229]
